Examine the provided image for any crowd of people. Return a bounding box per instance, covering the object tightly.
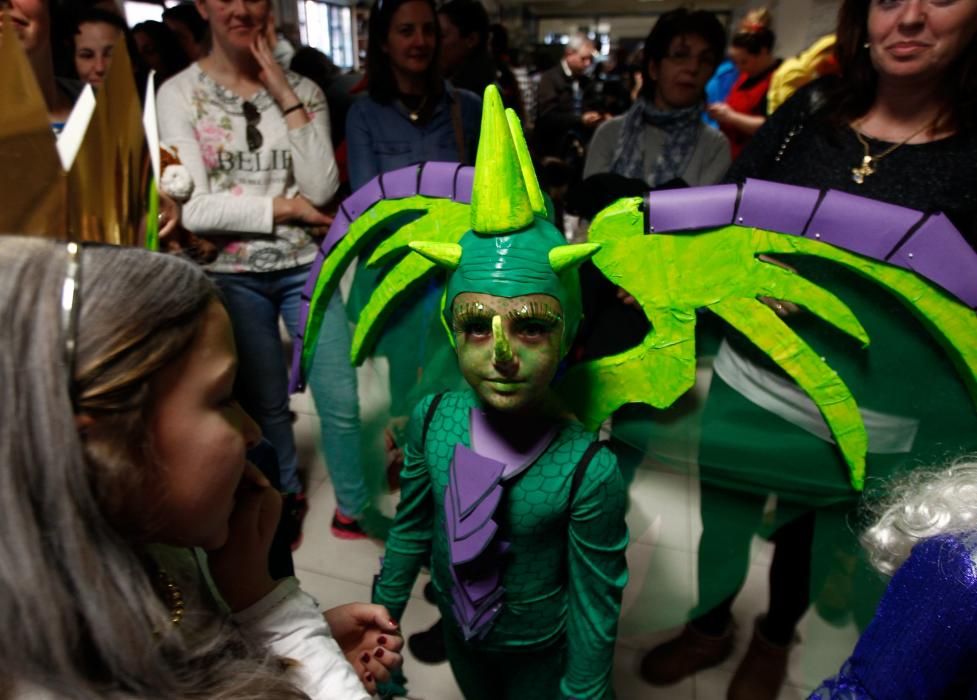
[2,0,977,696]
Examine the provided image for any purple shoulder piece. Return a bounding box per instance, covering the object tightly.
[737,179,821,233]
[646,184,738,233]
[804,190,925,259]
[470,408,559,480]
[888,213,977,307]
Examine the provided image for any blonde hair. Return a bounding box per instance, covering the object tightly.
[0,237,307,699]
[733,8,775,53]
[738,7,773,33]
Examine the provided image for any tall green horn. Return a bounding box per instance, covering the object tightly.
[505,108,547,219]
[471,85,534,234]
[409,241,463,269]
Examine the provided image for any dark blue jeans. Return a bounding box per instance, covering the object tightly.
[213,266,367,515]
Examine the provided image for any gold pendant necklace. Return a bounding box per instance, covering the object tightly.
[850,120,933,184]
[404,95,429,123]
[157,569,185,626]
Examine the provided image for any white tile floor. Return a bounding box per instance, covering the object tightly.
[288,358,860,700]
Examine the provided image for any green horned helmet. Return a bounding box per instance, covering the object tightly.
[410,85,599,355]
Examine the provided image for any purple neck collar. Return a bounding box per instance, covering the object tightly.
[469,407,559,480]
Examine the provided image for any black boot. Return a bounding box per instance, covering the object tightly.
[408,618,447,664]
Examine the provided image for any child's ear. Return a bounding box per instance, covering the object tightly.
[74,413,96,436]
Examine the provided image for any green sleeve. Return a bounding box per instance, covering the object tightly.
[371,395,436,622]
[561,446,629,700]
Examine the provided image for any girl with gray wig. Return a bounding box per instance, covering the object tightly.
[0,237,402,699]
[810,457,977,698]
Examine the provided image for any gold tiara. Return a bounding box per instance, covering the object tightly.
[0,16,149,245]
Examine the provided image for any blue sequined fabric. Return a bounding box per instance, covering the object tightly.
[808,533,977,699]
[808,661,867,699]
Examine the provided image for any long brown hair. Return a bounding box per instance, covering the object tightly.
[0,237,307,699]
[366,0,444,103]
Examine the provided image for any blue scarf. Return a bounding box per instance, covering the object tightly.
[608,97,703,187]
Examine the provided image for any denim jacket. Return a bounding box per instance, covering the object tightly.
[345,84,482,190]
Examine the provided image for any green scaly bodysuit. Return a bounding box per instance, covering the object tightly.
[372,390,628,699]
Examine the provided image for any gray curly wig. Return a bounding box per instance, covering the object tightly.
[861,456,977,576]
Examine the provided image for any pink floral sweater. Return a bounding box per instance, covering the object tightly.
[157,63,339,273]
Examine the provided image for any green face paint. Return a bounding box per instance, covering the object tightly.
[442,225,589,355]
[452,292,564,414]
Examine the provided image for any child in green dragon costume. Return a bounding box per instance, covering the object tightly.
[369,88,629,699]
[289,84,977,699]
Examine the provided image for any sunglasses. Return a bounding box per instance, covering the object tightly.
[243,101,263,152]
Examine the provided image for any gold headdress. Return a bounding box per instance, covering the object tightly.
[0,17,149,244]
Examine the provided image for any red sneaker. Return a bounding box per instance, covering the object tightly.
[331,510,368,540]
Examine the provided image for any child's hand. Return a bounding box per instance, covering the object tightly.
[206,463,281,612]
[324,603,403,693]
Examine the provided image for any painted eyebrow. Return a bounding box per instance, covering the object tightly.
[504,302,563,322]
[452,302,495,318]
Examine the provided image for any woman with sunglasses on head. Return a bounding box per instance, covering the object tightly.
[158,0,367,549]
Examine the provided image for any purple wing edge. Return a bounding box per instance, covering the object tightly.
[289,161,474,393]
[643,178,977,309]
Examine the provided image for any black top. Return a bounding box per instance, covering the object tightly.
[534,64,602,158]
[725,78,977,245]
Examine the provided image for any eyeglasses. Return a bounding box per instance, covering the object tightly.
[242,101,263,152]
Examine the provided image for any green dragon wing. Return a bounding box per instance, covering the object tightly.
[561,182,977,491]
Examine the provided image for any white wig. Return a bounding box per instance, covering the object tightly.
[861,456,977,576]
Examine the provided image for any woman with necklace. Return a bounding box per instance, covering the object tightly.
[157,0,366,551]
[640,0,977,698]
[346,0,481,192]
[343,0,482,538]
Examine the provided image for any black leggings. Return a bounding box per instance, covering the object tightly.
[693,509,816,646]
